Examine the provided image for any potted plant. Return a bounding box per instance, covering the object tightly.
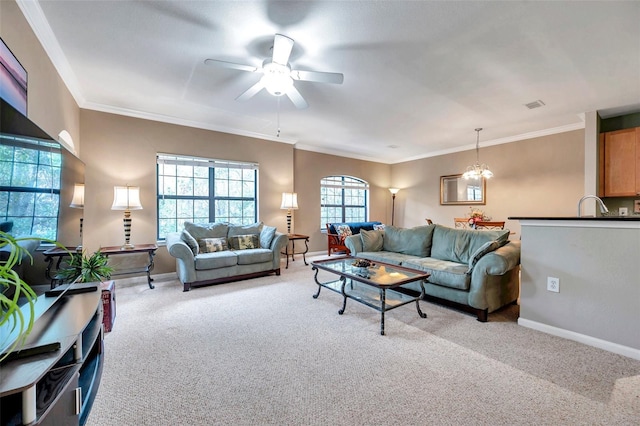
[0,232,42,361]
[58,250,114,283]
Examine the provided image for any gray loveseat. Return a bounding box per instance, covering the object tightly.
[166,221,288,291]
[344,224,520,321]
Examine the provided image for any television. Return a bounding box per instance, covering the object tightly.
[0,37,27,116]
[0,98,85,249]
[1,98,86,358]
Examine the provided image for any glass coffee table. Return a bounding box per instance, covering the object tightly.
[311,257,430,335]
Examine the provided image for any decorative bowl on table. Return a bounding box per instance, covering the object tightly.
[351,259,373,276]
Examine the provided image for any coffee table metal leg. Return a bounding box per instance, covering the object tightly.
[380,288,386,335]
[416,280,427,318]
[312,266,322,298]
[338,277,348,315]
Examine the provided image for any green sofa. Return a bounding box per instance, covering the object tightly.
[166,221,288,291]
[344,224,520,321]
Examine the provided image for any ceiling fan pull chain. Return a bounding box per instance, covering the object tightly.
[276,96,281,138]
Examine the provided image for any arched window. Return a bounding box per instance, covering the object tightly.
[320,176,369,227]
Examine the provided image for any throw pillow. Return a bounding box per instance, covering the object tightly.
[382,225,435,257]
[373,224,386,231]
[360,229,383,252]
[336,225,353,238]
[228,222,263,237]
[228,234,260,250]
[181,230,199,255]
[198,237,228,253]
[260,225,277,248]
[185,221,229,240]
[467,240,503,273]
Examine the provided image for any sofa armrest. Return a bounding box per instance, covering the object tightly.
[166,232,197,284]
[467,240,521,312]
[270,232,289,268]
[344,234,363,255]
[473,240,521,276]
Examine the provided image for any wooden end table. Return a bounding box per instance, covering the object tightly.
[283,234,309,269]
[99,244,158,289]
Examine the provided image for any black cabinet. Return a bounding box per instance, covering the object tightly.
[0,284,104,425]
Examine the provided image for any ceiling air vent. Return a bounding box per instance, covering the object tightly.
[525,100,546,109]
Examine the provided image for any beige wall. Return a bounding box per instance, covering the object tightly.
[390,130,585,237]
[4,0,588,279]
[79,110,295,273]
[293,150,391,253]
[0,0,80,152]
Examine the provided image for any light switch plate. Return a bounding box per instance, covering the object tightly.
[635,200,640,214]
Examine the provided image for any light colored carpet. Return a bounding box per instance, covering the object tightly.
[87,255,640,425]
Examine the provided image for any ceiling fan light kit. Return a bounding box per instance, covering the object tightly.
[462,128,494,180]
[205,33,343,109]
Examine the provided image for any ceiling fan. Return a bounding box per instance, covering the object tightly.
[205,34,344,109]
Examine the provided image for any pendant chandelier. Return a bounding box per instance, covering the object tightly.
[462,128,493,180]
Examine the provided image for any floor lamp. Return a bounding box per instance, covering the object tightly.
[111,185,143,250]
[280,192,298,235]
[389,188,399,226]
[69,183,85,251]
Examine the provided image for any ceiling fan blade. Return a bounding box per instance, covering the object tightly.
[236,80,265,102]
[272,34,294,65]
[204,59,259,73]
[285,86,308,109]
[291,69,344,84]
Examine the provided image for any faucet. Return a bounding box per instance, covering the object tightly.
[577,195,609,217]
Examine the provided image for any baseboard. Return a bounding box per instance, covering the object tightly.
[518,318,640,361]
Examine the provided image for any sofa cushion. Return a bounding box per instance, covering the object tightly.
[234,248,273,265]
[382,225,435,257]
[198,237,228,253]
[260,225,277,248]
[431,225,509,264]
[357,251,421,266]
[403,257,471,291]
[360,229,383,252]
[181,230,199,255]
[228,222,263,237]
[228,234,260,250]
[185,221,229,240]
[195,250,238,270]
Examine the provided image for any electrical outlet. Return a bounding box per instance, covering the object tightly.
[619,207,628,216]
[635,200,640,214]
[547,277,560,293]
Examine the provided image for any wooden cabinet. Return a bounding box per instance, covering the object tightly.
[600,127,640,197]
[0,284,104,426]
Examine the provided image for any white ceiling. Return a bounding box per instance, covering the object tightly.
[19,1,640,163]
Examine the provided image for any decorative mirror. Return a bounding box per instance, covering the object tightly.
[440,174,486,205]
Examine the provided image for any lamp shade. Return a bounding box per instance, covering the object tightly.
[70,183,85,208]
[111,186,143,211]
[389,188,400,195]
[280,192,299,210]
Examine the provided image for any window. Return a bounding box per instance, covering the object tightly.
[0,135,61,240]
[320,176,369,227]
[156,154,258,240]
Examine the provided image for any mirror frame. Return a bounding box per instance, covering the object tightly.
[440,174,486,205]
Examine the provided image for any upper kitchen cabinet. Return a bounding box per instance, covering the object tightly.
[599,127,640,197]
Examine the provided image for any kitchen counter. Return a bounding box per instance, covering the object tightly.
[510,216,640,220]
[512,217,640,360]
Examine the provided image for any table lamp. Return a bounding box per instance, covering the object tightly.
[111,185,143,249]
[69,183,85,251]
[280,192,298,234]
